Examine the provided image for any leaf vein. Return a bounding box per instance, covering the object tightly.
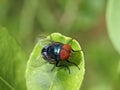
[0,76,16,90]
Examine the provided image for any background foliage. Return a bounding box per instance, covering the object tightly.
[0,0,120,90]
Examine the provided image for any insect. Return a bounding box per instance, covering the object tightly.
[41,35,80,73]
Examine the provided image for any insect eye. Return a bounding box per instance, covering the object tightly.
[42,52,48,60]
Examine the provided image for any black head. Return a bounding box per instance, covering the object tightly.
[41,45,49,60]
[41,45,56,62]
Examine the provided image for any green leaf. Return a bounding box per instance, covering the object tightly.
[0,27,27,90]
[26,33,85,90]
[106,0,120,54]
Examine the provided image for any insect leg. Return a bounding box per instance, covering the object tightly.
[72,49,82,52]
[51,61,57,71]
[55,61,71,74]
[51,61,60,71]
[67,39,82,52]
[66,60,80,70]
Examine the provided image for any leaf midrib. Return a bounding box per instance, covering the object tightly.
[49,70,57,90]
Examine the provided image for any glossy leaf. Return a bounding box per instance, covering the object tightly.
[106,0,120,54]
[0,27,27,90]
[26,33,85,90]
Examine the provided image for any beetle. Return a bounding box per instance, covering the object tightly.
[41,36,80,73]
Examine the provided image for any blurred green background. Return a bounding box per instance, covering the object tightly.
[0,0,120,90]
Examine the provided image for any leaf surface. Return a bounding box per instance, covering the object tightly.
[26,33,85,90]
[107,0,120,54]
[0,27,27,90]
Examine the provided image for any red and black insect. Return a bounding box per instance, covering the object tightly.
[41,35,80,73]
